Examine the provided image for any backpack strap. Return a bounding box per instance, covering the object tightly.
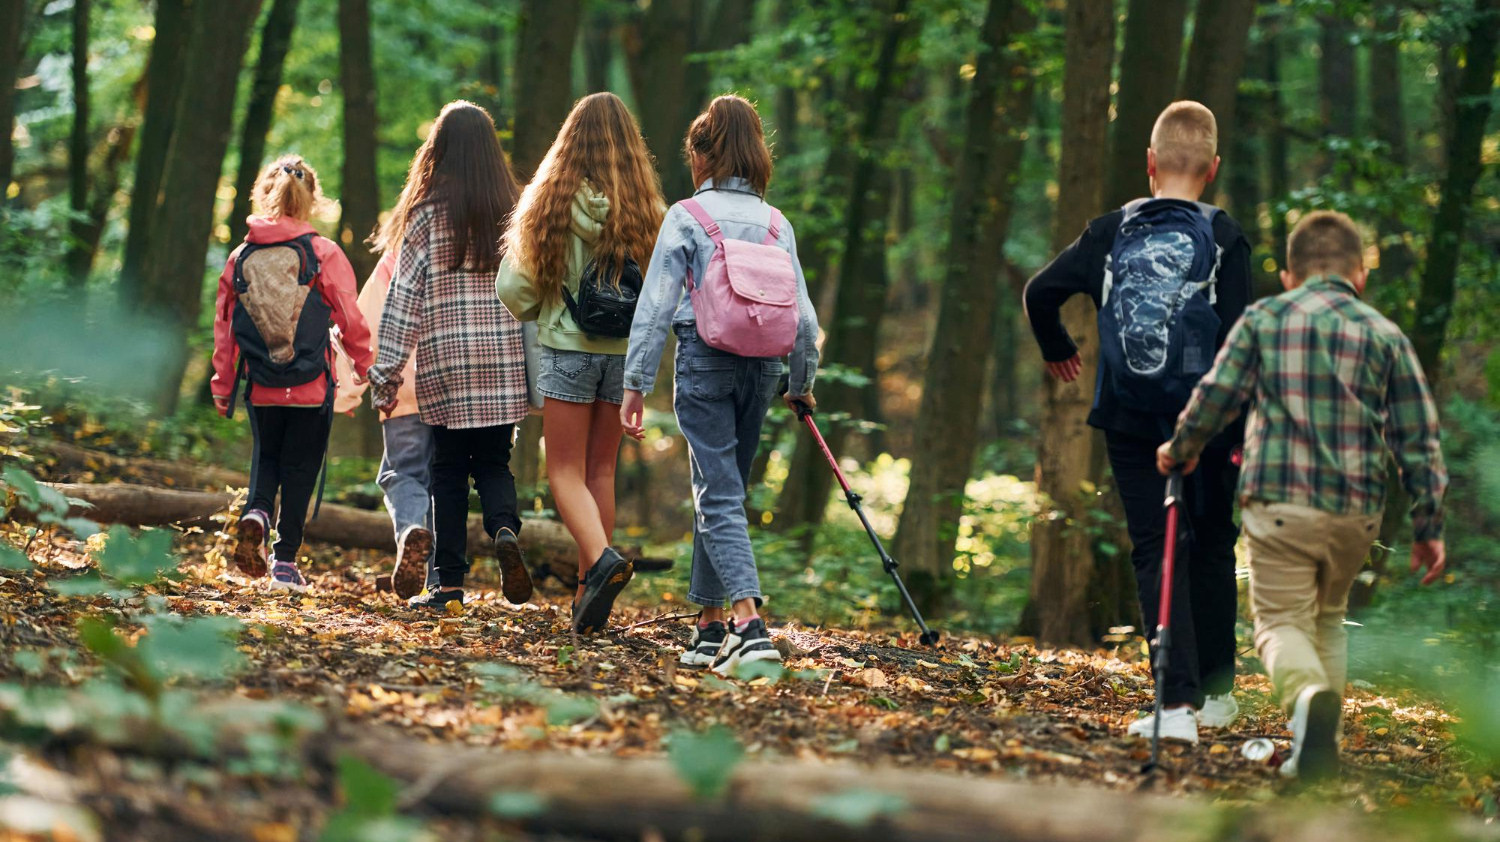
[679,199,726,247]
[762,209,784,246]
[224,356,248,419]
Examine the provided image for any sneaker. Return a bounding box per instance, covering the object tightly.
[267,560,308,593]
[1282,686,1341,781]
[679,621,728,669]
[711,617,782,676]
[494,528,533,605]
[392,526,433,600]
[1126,706,1200,744]
[409,588,464,612]
[573,548,634,635]
[233,509,270,578]
[1199,693,1241,729]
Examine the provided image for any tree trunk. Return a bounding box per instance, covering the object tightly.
[337,0,380,284]
[623,0,692,200]
[775,0,914,534]
[119,0,193,306]
[64,0,91,287]
[1178,0,1257,203]
[1410,0,1498,384]
[891,0,1037,612]
[1262,23,1290,277]
[137,0,264,414]
[1317,12,1357,185]
[1105,0,1189,209]
[1025,0,1116,647]
[513,0,583,181]
[1368,0,1415,290]
[228,0,302,249]
[0,0,28,200]
[583,2,614,94]
[772,0,800,162]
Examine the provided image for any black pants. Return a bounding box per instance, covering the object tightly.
[247,405,331,563]
[431,424,521,588]
[1106,430,1239,709]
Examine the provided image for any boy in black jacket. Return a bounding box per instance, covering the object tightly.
[1023,101,1251,744]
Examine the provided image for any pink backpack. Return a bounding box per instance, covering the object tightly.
[680,198,799,358]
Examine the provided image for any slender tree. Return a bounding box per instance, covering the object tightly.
[65,0,91,286]
[513,0,584,181]
[138,0,265,412]
[775,0,915,534]
[1179,0,1257,202]
[1026,0,1117,646]
[1262,19,1290,275]
[1369,0,1414,287]
[583,1,615,94]
[120,0,193,305]
[0,0,28,200]
[1105,0,1189,210]
[891,0,1038,611]
[228,0,302,249]
[1411,0,1499,382]
[338,0,380,283]
[1318,11,1357,185]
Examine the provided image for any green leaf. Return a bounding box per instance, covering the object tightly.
[94,526,178,586]
[668,725,744,800]
[335,754,399,816]
[2,466,45,512]
[488,791,546,819]
[0,543,31,571]
[732,660,785,683]
[49,572,110,596]
[138,614,245,681]
[542,693,597,726]
[871,696,901,710]
[810,788,909,827]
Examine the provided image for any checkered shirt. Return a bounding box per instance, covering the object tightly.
[368,204,528,429]
[1168,275,1448,541]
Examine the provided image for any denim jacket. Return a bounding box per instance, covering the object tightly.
[623,177,820,396]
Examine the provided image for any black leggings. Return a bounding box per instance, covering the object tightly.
[247,405,331,563]
[430,424,521,588]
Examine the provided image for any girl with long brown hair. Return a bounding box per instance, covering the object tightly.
[497,92,665,634]
[367,101,533,612]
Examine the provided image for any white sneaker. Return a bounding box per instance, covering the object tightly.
[1126,706,1200,744]
[710,617,782,676]
[1282,686,1341,780]
[679,621,728,669]
[1199,693,1240,729]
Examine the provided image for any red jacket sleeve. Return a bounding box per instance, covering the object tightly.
[210,254,240,401]
[318,240,376,379]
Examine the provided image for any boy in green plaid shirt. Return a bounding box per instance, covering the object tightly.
[1157,211,1448,781]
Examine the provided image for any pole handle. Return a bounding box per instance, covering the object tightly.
[1164,468,1184,509]
[777,374,814,420]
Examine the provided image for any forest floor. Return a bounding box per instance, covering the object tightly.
[0,445,1496,840]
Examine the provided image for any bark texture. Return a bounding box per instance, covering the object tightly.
[512,0,584,181]
[228,0,302,249]
[337,0,380,284]
[0,0,28,198]
[65,0,91,286]
[1105,0,1189,209]
[1178,0,1258,203]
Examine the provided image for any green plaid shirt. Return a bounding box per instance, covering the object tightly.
[1168,275,1447,541]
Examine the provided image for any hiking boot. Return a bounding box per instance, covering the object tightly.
[1126,706,1199,744]
[392,525,433,600]
[494,528,533,605]
[409,588,464,612]
[711,617,782,676]
[234,509,270,578]
[679,621,728,669]
[1199,692,1241,729]
[572,548,634,635]
[1282,686,1341,781]
[267,559,308,593]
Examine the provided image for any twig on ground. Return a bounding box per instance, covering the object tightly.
[611,611,699,634]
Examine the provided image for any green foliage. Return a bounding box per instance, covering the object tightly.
[320,755,430,842]
[667,724,744,800]
[472,663,598,726]
[488,791,547,820]
[810,788,909,827]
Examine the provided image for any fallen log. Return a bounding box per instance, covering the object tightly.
[33,483,671,589]
[26,439,251,490]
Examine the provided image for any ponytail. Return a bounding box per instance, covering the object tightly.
[684,95,773,196]
[251,155,325,222]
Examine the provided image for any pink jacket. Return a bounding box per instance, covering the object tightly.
[212,217,375,408]
[333,250,419,419]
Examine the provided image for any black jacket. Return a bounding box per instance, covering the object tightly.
[1022,199,1252,444]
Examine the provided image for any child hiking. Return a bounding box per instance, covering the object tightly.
[213,155,374,592]
[335,249,439,599]
[1159,210,1448,781]
[366,101,532,612]
[621,95,819,675]
[1023,101,1252,743]
[496,92,666,635]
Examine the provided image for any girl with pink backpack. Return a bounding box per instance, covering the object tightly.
[621,95,819,675]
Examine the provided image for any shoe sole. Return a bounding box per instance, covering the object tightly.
[712,645,782,677]
[574,558,635,635]
[392,528,432,600]
[266,578,308,594]
[1299,690,1342,781]
[234,518,268,578]
[495,534,533,605]
[679,649,721,669]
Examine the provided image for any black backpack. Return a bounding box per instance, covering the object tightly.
[562,257,643,339]
[229,233,330,391]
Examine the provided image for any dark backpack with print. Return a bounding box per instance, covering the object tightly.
[226,233,331,414]
[562,256,643,339]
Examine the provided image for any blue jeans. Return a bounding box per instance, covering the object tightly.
[672,326,781,607]
[378,414,437,590]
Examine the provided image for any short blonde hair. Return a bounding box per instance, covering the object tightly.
[251,154,325,222]
[1287,210,1365,280]
[1150,101,1218,177]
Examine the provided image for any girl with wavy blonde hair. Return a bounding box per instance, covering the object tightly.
[497,91,665,633]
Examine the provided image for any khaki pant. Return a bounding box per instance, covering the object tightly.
[1242,502,1382,714]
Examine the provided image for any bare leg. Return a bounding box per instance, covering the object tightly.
[543,398,610,603]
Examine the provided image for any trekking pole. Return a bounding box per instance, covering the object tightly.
[788,397,940,647]
[1144,468,1185,774]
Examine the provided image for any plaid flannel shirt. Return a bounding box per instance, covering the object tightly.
[368,204,528,429]
[1167,275,1447,541]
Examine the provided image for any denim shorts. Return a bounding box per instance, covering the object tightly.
[537,345,625,405]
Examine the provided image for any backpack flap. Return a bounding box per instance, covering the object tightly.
[720,240,797,307]
[231,234,332,388]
